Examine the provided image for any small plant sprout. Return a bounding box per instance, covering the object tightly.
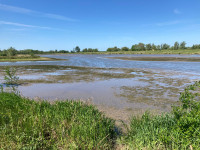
[4,67,19,85]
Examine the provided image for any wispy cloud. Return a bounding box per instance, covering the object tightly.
[173,9,181,14]
[0,3,77,21]
[0,20,52,29]
[156,20,181,26]
[0,3,33,14]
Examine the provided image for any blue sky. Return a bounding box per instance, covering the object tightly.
[0,0,200,51]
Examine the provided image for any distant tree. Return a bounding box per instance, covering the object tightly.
[162,43,170,50]
[174,41,179,50]
[137,43,145,51]
[191,44,200,49]
[180,41,186,49]
[49,50,55,53]
[145,43,152,50]
[131,43,146,51]
[82,48,88,52]
[107,46,120,52]
[82,48,98,52]
[75,46,81,53]
[87,48,93,52]
[113,46,120,51]
[6,47,17,57]
[152,44,157,50]
[121,47,129,51]
[93,48,99,52]
[58,50,69,53]
[131,45,136,51]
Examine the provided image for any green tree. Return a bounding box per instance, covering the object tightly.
[107,46,120,52]
[6,47,17,57]
[137,43,145,51]
[152,44,157,50]
[131,45,136,51]
[161,43,170,50]
[145,43,152,50]
[192,44,200,49]
[82,48,88,52]
[174,41,179,50]
[121,47,129,51]
[156,45,161,50]
[75,46,81,53]
[180,41,186,49]
[93,48,99,52]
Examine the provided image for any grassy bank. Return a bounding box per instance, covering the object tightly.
[1,81,200,149]
[0,55,63,62]
[0,92,116,149]
[120,81,200,149]
[109,56,200,62]
[77,49,200,55]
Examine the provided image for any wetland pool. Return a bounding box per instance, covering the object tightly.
[1,54,200,121]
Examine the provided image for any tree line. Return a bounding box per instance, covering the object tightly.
[107,41,193,52]
[0,46,100,56]
[1,41,200,56]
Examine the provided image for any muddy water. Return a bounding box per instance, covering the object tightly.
[1,54,200,120]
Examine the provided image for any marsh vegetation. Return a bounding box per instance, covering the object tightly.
[1,81,200,149]
[1,54,200,149]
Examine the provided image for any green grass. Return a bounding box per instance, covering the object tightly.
[0,92,116,149]
[77,49,200,55]
[120,81,200,150]
[0,55,63,62]
[109,56,200,62]
[1,81,200,149]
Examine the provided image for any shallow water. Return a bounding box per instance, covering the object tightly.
[1,54,200,116]
[1,54,200,74]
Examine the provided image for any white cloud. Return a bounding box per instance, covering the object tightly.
[156,20,181,26]
[43,13,76,21]
[174,9,181,14]
[0,3,33,14]
[0,20,52,29]
[0,3,77,21]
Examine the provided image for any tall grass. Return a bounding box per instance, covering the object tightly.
[1,79,200,149]
[0,92,116,149]
[120,81,200,149]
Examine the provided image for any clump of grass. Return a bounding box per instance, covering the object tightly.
[0,92,116,149]
[120,81,200,149]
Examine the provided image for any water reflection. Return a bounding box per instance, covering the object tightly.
[1,54,200,116]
